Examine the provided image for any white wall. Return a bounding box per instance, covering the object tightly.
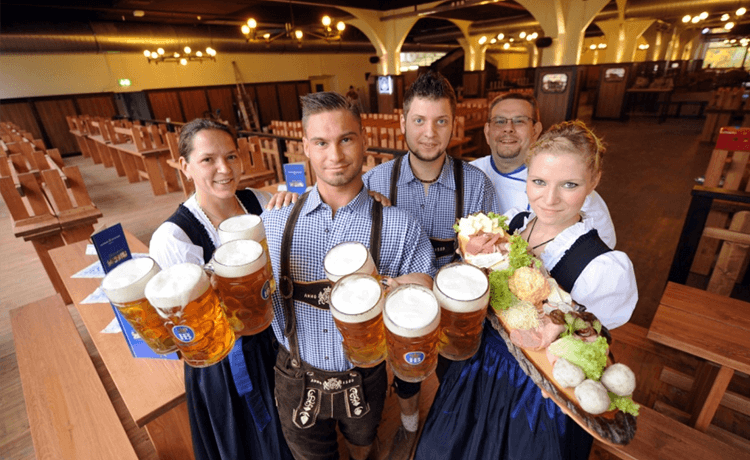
[0,51,378,99]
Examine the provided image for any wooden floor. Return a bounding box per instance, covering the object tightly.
[0,114,720,459]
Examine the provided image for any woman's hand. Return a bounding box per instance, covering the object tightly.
[368,190,391,207]
[265,191,299,210]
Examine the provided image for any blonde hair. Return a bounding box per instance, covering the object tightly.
[527,120,605,177]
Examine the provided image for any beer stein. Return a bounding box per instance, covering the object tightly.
[101,257,177,354]
[433,262,490,361]
[383,284,440,382]
[211,239,274,336]
[145,263,235,367]
[329,273,387,367]
[218,214,276,294]
[324,241,377,282]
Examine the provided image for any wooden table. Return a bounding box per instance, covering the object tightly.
[647,282,750,431]
[49,231,194,459]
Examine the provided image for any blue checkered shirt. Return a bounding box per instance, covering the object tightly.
[363,153,500,268]
[262,186,437,371]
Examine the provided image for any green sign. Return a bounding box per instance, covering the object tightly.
[118,78,132,87]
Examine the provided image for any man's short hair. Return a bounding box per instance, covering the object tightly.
[178,118,235,161]
[403,70,457,117]
[300,91,361,131]
[488,93,541,123]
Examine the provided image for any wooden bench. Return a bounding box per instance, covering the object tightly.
[11,294,139,460]
[0,165,102,304]
[590,404,750,460]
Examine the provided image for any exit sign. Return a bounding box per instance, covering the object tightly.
[118,78,132,87]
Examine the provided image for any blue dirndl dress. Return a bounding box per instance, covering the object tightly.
[413,321,593,460]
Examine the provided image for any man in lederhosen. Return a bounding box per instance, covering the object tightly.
[262,91,436,460]
[362,71,499,460]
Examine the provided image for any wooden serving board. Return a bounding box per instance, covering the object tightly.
[488,312,637,446]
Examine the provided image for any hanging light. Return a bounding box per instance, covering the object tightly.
[726,22,735,30]
[699,12,708,20]
[497,33,504,40]
[590,44,597,50]
[478,35,488,44]
[598,43,607,49]
[519,31,526,39]
[241,13,346,45]
[490,38,497,44]
[738,7,747,16]
[722,13,731,21]
[144,46,217,65]
[691,16,700,24]
[682,15,691,23]
[503,42,510,50]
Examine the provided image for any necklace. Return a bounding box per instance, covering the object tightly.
[410,153,443,184]
[196,196,242,228]
[527,217,556,250]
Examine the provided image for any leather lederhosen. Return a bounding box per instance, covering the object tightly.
[389,154,463,261]
[276,192,384,429]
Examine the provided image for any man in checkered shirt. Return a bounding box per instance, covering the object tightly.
[362,71,499,460]
[263,91,436,460]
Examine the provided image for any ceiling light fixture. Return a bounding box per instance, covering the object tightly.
[726,22,735,30]
[144,46,216,65]
[722,13,731,21]
[738,7,747,16]
[242,15,345,47]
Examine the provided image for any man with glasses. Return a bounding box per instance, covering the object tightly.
[471,93,616,248]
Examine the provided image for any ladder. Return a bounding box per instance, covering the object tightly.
[232,61,261,132]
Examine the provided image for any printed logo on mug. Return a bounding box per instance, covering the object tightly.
[172,325,196,343]
[404,351,425,365]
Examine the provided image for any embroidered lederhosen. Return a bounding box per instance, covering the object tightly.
[167,190,274,431]
[508,211,612,293]
[389,154,463,261]
[277,192,383,429]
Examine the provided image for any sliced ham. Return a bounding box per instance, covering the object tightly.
[464,231,508,255]
[509,315,566,351]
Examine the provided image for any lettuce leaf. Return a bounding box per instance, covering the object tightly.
[488,212,509,231]
[489,268,517,311]
[548,336,609,381]
[608,392,640,416]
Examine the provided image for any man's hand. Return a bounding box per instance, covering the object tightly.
[368,190,391,207]
[385,272,433,292]
[265,191,299,210]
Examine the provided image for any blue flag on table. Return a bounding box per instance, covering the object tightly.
[91,223,179,361]
[284,162,307,195]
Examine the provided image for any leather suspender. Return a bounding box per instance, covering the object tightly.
[278,192,383,370]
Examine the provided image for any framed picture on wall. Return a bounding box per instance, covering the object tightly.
[378,76,393,95]
[541,73,568,93]
[604,68,626,82]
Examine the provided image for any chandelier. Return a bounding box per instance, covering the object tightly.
[144,46,217,65]
[241,15,346,47]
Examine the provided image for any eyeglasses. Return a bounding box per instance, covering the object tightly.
[488,116,535,127]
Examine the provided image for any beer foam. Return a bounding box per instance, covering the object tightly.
[330,275,383,323]
[145,263,210,315]
[384,285,440,337]
[324,242,373,281]
[434,263,489,313]
[218,214,265,243]
[212,240,265,278]
[102,257,160,304]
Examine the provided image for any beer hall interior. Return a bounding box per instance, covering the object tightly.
[2,0,750,459]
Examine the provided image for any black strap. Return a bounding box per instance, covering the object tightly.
[550,229,612,293]
[236,189,264,216]
[278,191,384,370]
[389,154,463,261]
[166,204,215,264]
[508,211,531,234]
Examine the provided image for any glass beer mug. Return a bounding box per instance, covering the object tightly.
[145,262,235,367]
[329,273,387,367]
[383,284,441,383]
[211,239,274,336]
[324,241,377,282]
[100,257,177,354]
[433,262,489,361]
[218,214,276,294]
